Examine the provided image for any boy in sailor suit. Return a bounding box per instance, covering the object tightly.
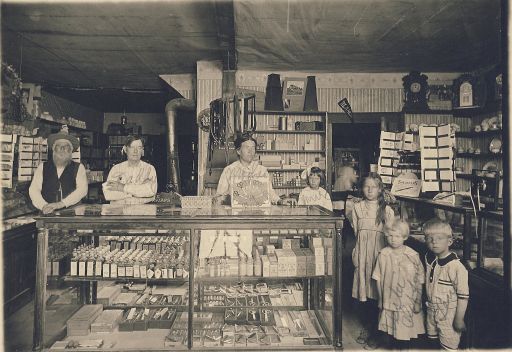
[423,219,469,351]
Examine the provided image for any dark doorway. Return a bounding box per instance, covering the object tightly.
[332,122,381,179]
[176,109,198,195]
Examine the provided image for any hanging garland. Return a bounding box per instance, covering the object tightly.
[1,62,31,122]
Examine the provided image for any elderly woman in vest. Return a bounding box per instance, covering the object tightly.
[29,126,88,214]
[103,135,157,204]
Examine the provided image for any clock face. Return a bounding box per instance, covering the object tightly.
[410,82,421,93]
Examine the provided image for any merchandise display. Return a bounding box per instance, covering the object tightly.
[33,204,341,351]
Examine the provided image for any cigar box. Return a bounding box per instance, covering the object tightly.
[234,333,246,347]
[203,330,222,347]
[268,254,278,277]
[246,331,259,347]
[303,248,315,276]
[90,310,123,333]
[164,329,187,347]
[192,329,204,347]
[224,308,238,324]
[147,307,176,329]
[259,308,275,326]
[96,285,121,305]
[221,331,234,347]
[258,294,272,307]
[247,308,260,325]
[246,294,259,307]
[293,248,307,275]
[66,304,103,336]
[235,308,248,324]
[261,255,270,277]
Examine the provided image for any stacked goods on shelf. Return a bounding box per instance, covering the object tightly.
[196,228,332,278]
[66,304,103,336]
[90,310,123,333]
[17,136,48,182]
[1,134,16,187]
[69,244,190,279]
[419,124,455,192]
[377,131,402,186]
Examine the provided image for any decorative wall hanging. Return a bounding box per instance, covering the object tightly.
[282,77,307,111]
[197,108,211,132]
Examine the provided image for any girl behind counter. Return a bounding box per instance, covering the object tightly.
[103,135,157,205]
[298,166,332,211]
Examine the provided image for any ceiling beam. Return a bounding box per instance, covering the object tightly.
[213,0,237,71]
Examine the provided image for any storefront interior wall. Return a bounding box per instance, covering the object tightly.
[162,65,462,195]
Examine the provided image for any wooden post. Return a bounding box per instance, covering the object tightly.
[32,226,48,351]
[333,221,343,348]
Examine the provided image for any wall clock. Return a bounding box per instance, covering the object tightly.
[402,71,430,112]
[452,73,487,109]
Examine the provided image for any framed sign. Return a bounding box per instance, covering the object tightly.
[230,176,271,207]
[282,77,306,111]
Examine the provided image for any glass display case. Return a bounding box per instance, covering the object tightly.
[395,195,475,264]
[477,210,504,276]
[32,204,343,351]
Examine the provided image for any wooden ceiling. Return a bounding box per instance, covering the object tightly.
[1,0,504,111]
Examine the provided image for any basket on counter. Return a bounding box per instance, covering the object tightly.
[180,196,213,208]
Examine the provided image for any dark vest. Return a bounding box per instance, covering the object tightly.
[41,161,80,203]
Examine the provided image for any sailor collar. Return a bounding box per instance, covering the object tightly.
[426,251,458,266]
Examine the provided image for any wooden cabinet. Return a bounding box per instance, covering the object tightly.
[2,221,37,317]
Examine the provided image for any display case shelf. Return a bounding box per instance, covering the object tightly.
[456,129,503,138]
[63,276,188,283]
[196,275,328,283]
[258,150,325,153]
[456,152,502,158]
[255,130,324,134]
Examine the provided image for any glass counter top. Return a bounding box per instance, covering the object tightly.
[36,204,335,220]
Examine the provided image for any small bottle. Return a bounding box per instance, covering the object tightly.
[125,258,134,277]
[86,252,95,277]
[95,254,103,277]
[70,249,78,276]
[239,255,247,277]
[102,257,111,278]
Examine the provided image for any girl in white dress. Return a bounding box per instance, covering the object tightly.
[373,219,425,350]
[298,167,332,211]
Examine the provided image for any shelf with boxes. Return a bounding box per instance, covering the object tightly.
[33,204,342,351]
[252,111,330,198]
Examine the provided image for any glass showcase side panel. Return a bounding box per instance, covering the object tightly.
[480,216,504,276]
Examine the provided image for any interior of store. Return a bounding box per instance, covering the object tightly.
[1,1,509,351]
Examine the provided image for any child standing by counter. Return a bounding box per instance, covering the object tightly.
[423,218,469,351]
[298,166,332,211]
[372,220,425,350]
[351,173,395,349]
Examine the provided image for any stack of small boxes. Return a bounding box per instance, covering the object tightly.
[67,304,103,336]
